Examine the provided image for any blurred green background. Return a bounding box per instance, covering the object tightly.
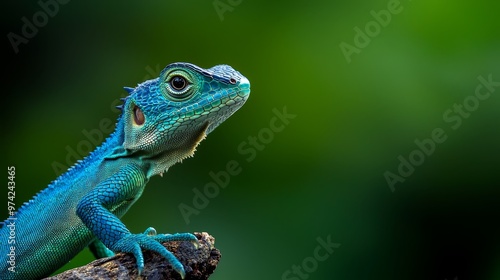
[2,0,500,279]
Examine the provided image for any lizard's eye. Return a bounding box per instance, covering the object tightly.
[164,71,194,100]
[170,76,186,91]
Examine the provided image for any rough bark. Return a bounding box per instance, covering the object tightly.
[44,232,220,280]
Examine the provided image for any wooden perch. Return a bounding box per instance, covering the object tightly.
[44,232,221,280]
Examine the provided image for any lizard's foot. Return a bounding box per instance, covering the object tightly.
[111,229,198,278]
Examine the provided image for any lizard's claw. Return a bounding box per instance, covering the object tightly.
[192,239,200,250]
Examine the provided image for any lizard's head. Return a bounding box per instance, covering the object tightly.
[114,62,250,176]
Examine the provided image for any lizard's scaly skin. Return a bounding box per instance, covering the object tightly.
[0,62,250,279]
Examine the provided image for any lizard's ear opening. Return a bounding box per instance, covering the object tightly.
[133,106,145,126]
[122,102,152,152]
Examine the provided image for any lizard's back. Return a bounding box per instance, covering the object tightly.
[0,135,121,278]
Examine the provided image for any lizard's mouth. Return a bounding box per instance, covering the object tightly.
[204,100,245,135]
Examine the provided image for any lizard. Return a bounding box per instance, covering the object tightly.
[0,62,250,279]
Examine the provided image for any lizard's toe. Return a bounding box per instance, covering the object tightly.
[151,232,199,247]
[110,233,187,277]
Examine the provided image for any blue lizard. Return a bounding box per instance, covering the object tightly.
[0,62,250,279]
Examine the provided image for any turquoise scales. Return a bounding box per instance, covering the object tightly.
[0,62,250,279]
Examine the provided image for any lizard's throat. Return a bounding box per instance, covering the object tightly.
[148,122,209,178]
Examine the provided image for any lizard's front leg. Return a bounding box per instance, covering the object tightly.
[76,164,197,278]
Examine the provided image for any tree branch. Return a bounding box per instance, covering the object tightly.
[44,232,221,280]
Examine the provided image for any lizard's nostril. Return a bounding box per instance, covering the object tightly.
[229,78,237,85]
